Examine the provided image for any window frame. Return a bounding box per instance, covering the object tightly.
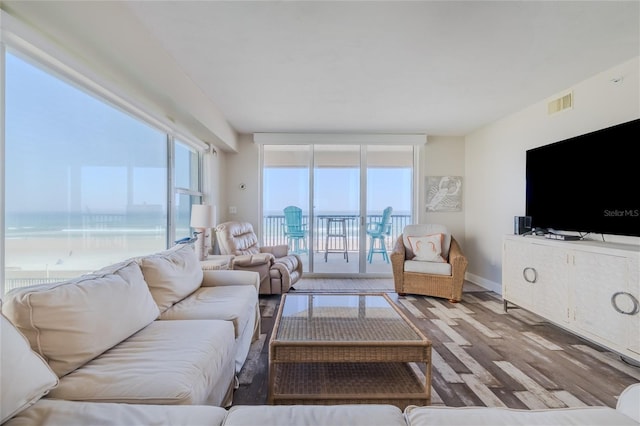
[1,36,206,295]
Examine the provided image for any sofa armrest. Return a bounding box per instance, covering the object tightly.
[201,270,261,292]
[232,253,274,267]
[260,245,289,258]
[616,383,640,422]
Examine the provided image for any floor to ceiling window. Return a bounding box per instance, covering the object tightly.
[174,140,204,242]
[2,51,204,294]
[263,145,311,271]
[365,145,414,273]
[261,142,415,276]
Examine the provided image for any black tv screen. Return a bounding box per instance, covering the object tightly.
[526,118,640,237]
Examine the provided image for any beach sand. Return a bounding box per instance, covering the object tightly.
[5,234,167,285]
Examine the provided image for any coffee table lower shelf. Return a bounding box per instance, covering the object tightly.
[269,361,430,410]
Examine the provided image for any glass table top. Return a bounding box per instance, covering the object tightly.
[275,293,425,343]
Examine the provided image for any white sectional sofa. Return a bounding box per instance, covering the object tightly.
[2,244,638,426]
[2,244,260,408]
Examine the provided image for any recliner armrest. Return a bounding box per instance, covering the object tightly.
[232,253,274,267]
[260,245,289,258]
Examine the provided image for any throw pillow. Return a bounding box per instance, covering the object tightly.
[407,234,446,262]
[1,314,58,423]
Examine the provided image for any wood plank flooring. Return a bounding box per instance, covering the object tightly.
[232,280,639,409]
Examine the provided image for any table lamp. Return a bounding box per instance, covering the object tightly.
[190,204,215,261]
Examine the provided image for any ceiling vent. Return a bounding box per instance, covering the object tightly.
[548,91,573,115]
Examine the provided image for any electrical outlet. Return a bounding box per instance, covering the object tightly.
[229,206,237,214]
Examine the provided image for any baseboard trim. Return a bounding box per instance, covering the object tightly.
[465,272,501,294]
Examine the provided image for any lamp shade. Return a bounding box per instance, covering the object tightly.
[190,204,215,228]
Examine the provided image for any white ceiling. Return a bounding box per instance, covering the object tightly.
[3,1,639,149]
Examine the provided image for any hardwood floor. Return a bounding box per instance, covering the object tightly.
[232,282,639,409]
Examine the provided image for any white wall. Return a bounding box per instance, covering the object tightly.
[465,57,640,293]
[218,134,262,227]
[219,135,466,250]
[219,55,638,285]
[418,136,466,245]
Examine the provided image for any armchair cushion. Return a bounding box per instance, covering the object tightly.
[405,260,452,275]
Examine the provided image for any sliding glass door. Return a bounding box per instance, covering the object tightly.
[313,145,360,273]
[263,146,310,272]
[365,146,414,273]
[262,144,414,275]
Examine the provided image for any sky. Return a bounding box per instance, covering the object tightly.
[5,51,413,220]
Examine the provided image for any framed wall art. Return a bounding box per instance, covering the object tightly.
[425,176,462,212]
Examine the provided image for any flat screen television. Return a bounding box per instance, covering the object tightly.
[526,118,640,237]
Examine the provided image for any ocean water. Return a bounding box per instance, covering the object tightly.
[5,211,167,238]
[3,210,412,292]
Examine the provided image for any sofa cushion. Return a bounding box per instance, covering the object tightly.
[225,404,405,426]
[159,285,257,340]
[3,399,228,426]
[159,285,259,373]
[2,261,159,377]
[139,244,204,313]
[47,320,236,406]
[1,314,59,424]
[403,405,638,426]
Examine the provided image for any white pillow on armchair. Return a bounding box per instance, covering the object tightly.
[407,234,446,262]
[402,224,452,261]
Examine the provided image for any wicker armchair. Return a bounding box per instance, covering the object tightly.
[391,224,468,302]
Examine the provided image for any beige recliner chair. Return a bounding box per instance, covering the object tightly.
[215,221,303,294]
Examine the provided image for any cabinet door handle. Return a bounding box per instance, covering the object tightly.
[611,292,640,315]
[523,267,537,283]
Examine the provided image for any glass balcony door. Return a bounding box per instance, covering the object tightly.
[262,144,414,275]
[365,146,414,273]
[313,145,360,274]
[263,145,311,272]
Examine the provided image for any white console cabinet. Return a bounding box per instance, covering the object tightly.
[502,235,640,363]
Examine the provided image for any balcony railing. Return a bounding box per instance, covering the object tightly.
[262,213,411,252]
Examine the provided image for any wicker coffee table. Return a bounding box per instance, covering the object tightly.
[268,293,431,409]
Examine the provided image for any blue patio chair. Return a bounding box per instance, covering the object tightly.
[283,206,308,254]
[366,206,393,263]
